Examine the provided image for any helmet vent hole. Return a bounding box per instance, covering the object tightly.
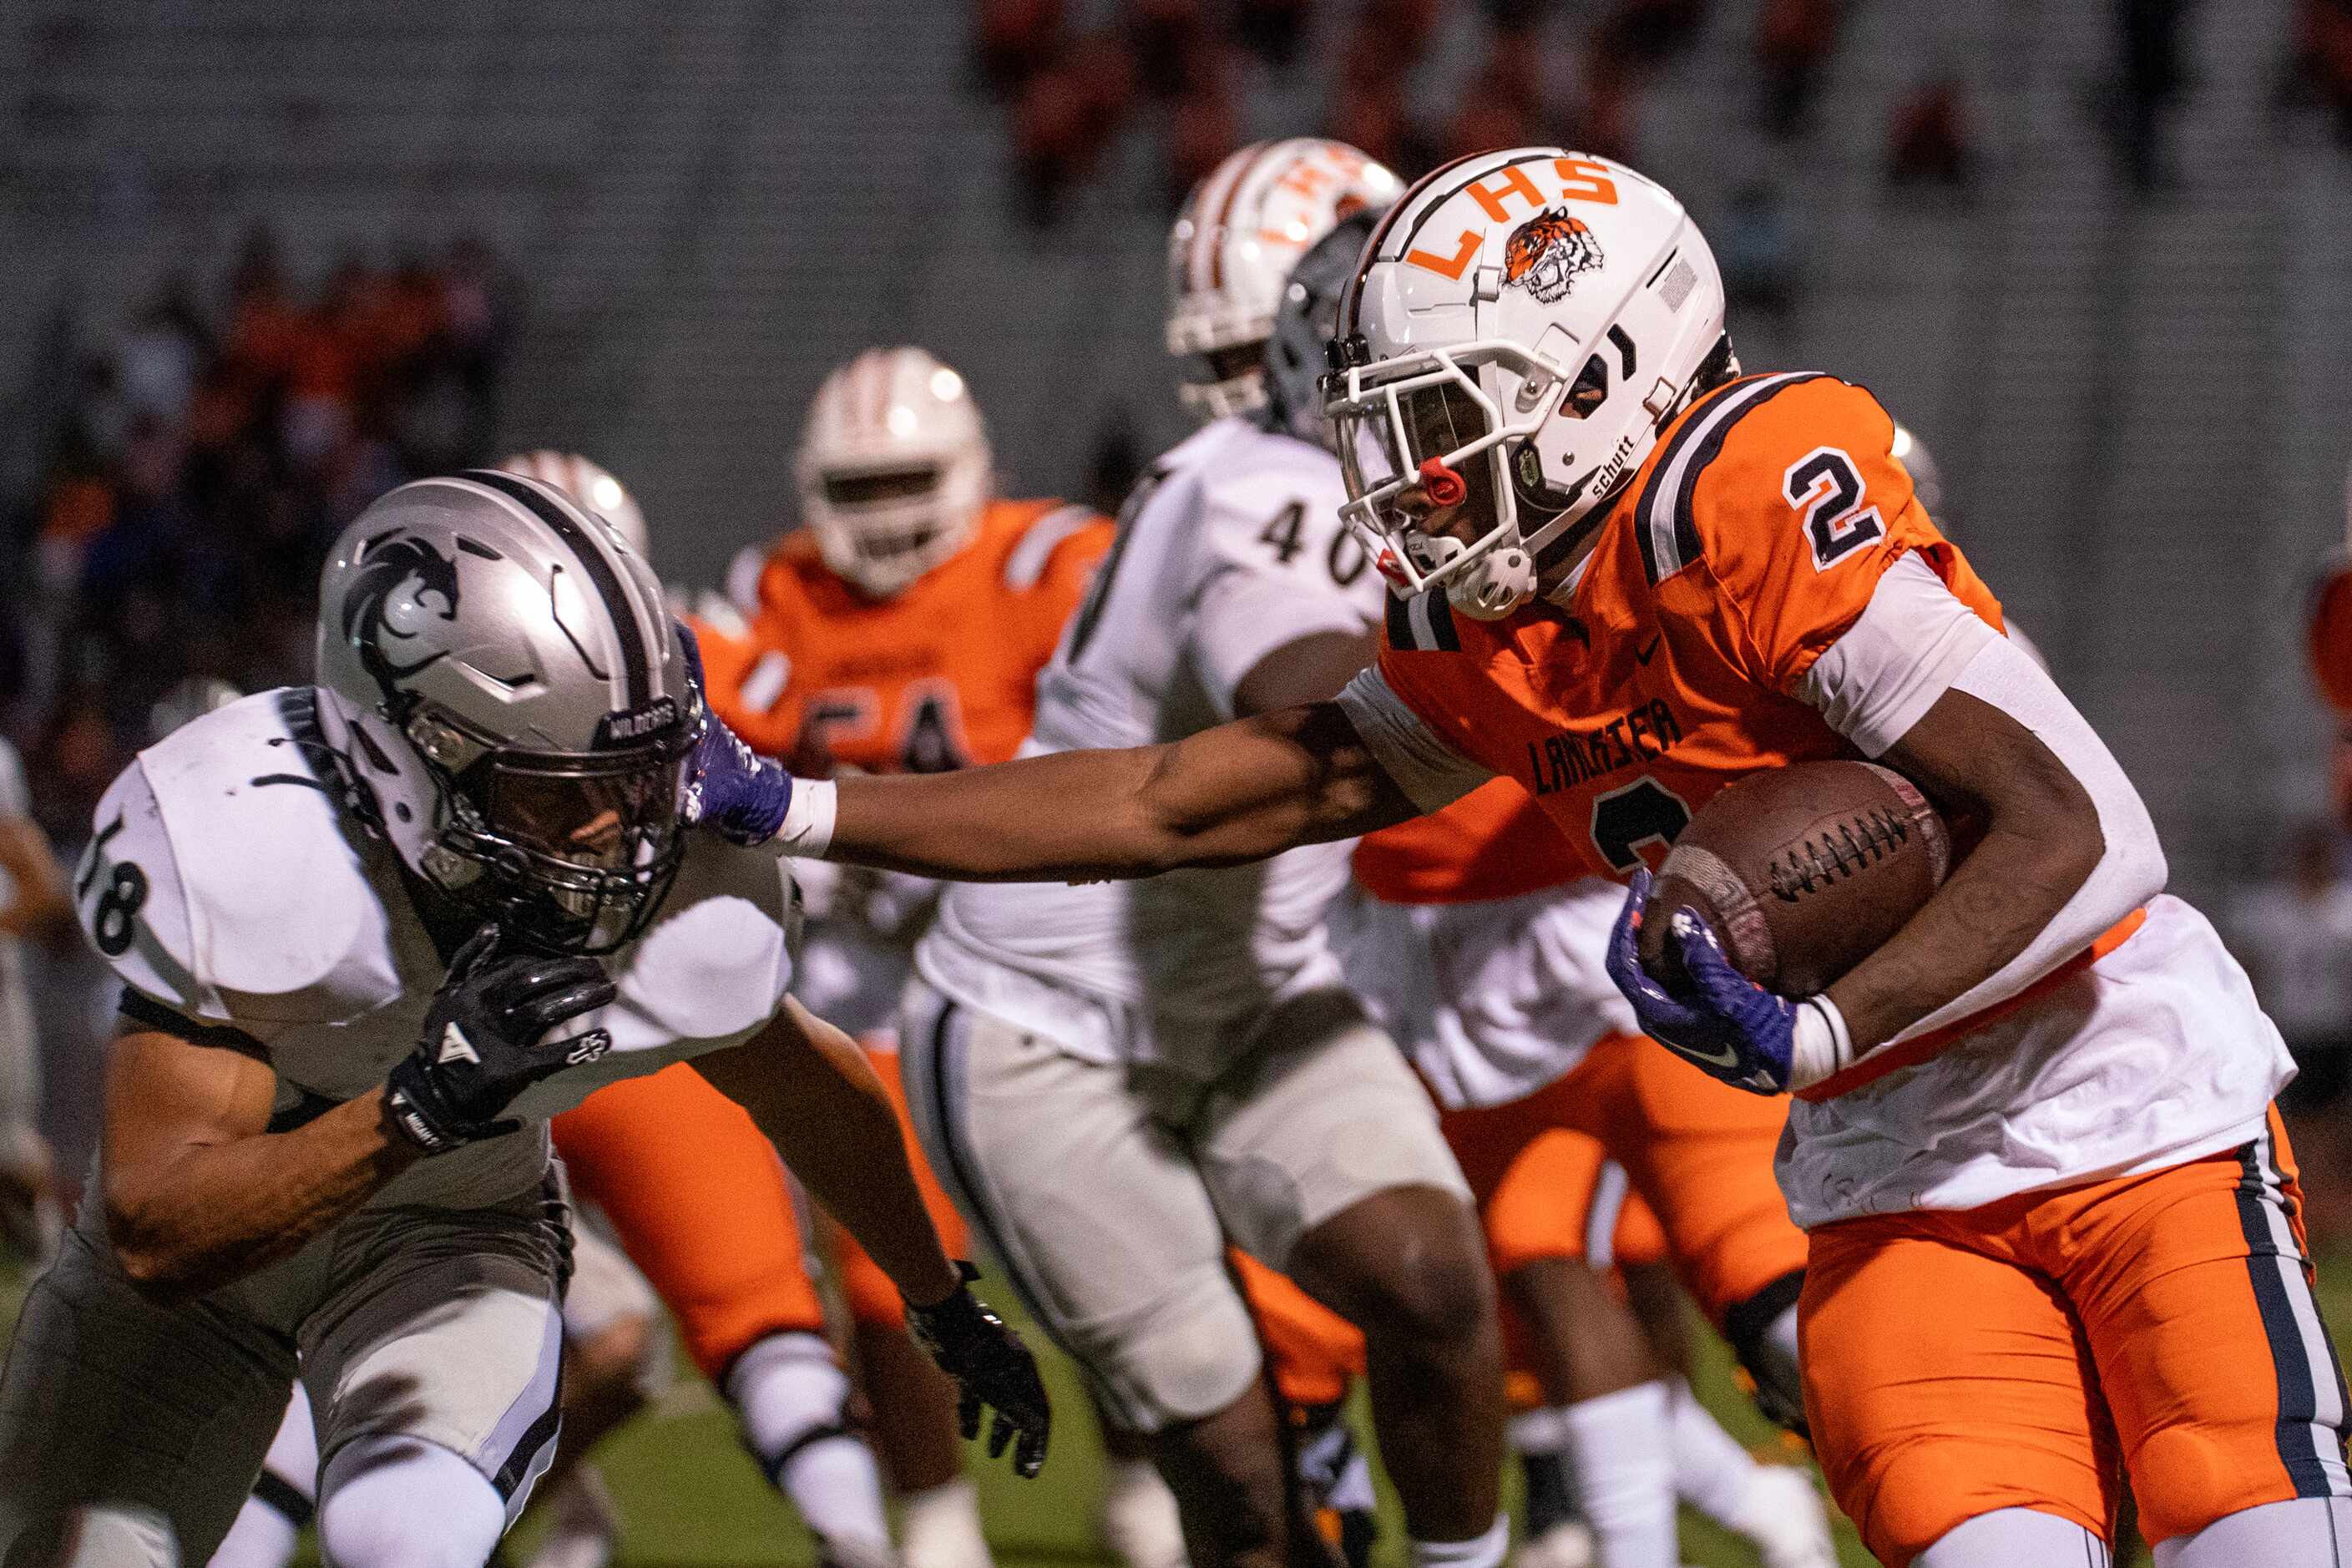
[1608,326,1637,379]
[454,536,503,561]
[1563,356,1610,419]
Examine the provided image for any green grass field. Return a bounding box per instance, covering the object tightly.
[8,1251,2349,1568]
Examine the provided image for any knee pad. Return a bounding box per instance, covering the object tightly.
[317,1437,506,1568]
[1723,1271,1806,1436]
[1079,1272,1265,1435]
[1917,1507,2111,1567]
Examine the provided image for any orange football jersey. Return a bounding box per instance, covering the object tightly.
[1374,372,2004,886]
[701,498,1111,772]
[1352,776,1586,905]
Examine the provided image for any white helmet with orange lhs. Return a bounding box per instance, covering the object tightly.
[1167,138,1404,423]
[1324,148,1731,620]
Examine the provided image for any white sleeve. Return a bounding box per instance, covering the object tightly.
[1333,665,1495,813]
[1795,554,1999,757]
[76,760,233,1025]
[1191,470,1385,718]
[1798,558,2167,1044]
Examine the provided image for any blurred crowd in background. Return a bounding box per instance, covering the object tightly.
[7,0,2352,1202]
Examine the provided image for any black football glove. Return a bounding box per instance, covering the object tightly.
[905,1262,1052,1478]
[386,924,619,1154]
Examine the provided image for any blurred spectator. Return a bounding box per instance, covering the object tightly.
[2231,823,2352,1110]
[3,230,515,853]
[1232,0,1311,68]
[2286,0,2352,144]
[974,0,1066,92]
[2108,0,2193,192]
[1755,0,1841,139]
[1888,77,1977,190]
[1444,29,1550,164]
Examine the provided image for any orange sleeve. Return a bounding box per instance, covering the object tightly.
[1682,377,1950,694]
[697,601,805,761]
[1019,513,1115,665]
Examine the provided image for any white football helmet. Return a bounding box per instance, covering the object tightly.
[1167,139,1405,423]
[498,449,650,559]
[1326,149,1730,619]
[797,347,991,599]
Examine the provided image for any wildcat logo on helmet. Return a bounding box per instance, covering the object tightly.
[1502,207,1605,304]
[343,533,461,711]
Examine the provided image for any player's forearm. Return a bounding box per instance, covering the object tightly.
[827,706,1396,883]
[104,1090,423,1302]
[1824,813,2099,1051]
[701,1005,962,1307]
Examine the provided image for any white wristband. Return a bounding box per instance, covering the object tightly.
[1788,994,1853,1092]
[775,777,837,859]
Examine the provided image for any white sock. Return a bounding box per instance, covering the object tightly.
[1665,1379,1758,1526]
[901,1477,994,1568]
[1559,1383,1677,1568]
[1098,1459,1184,1568]
[1409,1513,1509,1568]
[210,1389,317,1568]
[725,1331,893,1560]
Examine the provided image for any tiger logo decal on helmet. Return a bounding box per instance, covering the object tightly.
[1502,207,1604,304]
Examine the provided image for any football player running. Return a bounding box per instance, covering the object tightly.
[0,473,1048,1568]
[696,348,1114,1568]
[689,148,2336,1568]
[894,140,1522,1568]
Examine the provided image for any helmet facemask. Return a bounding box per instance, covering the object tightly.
[406,705,694,956]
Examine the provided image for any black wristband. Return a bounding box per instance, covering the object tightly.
[905,1259,985,1348]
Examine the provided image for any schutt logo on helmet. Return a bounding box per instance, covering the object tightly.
[1502,207,1605,305]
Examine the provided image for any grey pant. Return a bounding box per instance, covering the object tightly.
[0,1187,566,1568]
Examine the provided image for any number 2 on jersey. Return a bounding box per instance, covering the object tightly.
[1784,447,1884,572]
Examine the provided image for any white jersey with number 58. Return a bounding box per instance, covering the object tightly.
[919,416,1387,1076]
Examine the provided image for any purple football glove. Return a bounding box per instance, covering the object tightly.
[675,620,795,847]
[1605,869,1797,1095]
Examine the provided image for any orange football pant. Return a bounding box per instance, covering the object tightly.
[1439,1032,1805,1327]
[1802,1110,2350,1566]
[552,1051,971,1383]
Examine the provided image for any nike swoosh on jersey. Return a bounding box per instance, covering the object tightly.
[1636,635,1662,665]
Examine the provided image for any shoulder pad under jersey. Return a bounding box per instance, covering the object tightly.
[78,688,400,1028]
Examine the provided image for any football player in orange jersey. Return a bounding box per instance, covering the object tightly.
[1341,781,1831,1568]
[695,347,1113,1568]
[679,146,2342,1567]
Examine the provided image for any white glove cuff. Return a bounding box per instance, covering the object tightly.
[777,778,837,859]
[1788,994,1853,1092]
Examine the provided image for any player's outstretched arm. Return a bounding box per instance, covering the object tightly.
[101,1029,423,1302]
[694,999,1053,1476]
[829,701,1417,881]
[1827,673,2162,1054]
[694,999,962,1304]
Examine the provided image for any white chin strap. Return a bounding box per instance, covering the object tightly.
[1447,542,1537,620]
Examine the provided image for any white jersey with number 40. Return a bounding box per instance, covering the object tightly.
[919,416,1387,1076]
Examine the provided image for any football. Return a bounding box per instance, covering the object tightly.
[1637,760,1953,997]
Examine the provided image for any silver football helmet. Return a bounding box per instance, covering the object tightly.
[314,472,695,954]
[1262,208,1385,447]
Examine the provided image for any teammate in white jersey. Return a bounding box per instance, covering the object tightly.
[0,473,1048,1568]
[901,141,1510,1568]
[0,733,70,1261]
